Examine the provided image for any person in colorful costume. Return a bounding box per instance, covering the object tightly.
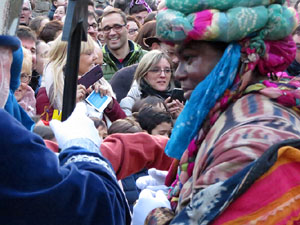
[131,0,300,224]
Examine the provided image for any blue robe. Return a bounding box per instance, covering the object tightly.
[0,109,131,225]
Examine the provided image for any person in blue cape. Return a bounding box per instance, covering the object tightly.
[1,35,35,130]
[0,34,131,224]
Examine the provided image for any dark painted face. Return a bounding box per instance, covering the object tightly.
[174,41,225,100]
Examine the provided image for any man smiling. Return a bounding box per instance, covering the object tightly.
[99,8,147,81]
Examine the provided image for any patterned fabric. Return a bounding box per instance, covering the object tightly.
[146,93,300,224]
[165,43,241,159]
[165,0,285,15]
[156,5,298,44]
[213,139,300,224]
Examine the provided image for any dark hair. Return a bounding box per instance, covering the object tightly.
[33,125,55,141]
[16,26,37,42]
[29,16,48,36]
[144,11,157,24]
[95,9,104,18]
[88,11,97,21]
[293,24,300,36]
[135,20,156,50]
[88,0,94,7]
[113,0,130,12]
[89,117,107,129]
[126,15,141,29]
[108,117,142,134]
[100,7,127,25]
[129,3,148,15]
[39,20,63,43]
[132,95,168,113]
[136,105,173,134]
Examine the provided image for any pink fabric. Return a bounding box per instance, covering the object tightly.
[257,35,296,75]
[213,162,300,224]
[188,10,213,40]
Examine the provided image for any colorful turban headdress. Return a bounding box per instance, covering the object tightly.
[159,0,299,159]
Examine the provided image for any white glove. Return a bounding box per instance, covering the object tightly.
[136,168,168,190]
[131,189,171,225]
[50,102,102,150]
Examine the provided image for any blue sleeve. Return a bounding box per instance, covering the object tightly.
[0,109,131,225]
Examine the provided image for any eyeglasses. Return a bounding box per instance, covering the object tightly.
[148,67,172,75]
[88,23,98,30]
[128,28,138,35]
[101,24,126,34]
[21,73,32,83]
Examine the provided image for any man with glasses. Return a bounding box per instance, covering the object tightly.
[99,8,147,81]
[88,12,99,43]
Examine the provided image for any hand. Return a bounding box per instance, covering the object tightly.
[165,97,184,119]
[131,189,171,225]
[14,83,27,101]
[76,84,88,103]
[94,81,113,109]
[136,168,168,190]
[50,102,102,150]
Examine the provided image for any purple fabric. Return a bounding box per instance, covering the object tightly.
[130,0,152,13]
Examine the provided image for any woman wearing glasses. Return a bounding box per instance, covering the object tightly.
[126,16,141,42]
[120,50,184,118]
[14,47,36,117]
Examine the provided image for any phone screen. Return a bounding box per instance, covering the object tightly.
[171,88,185,102]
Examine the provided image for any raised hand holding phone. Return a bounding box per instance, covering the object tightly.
[78,65,103,89]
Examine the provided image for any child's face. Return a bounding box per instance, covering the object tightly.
[151,122,172,137]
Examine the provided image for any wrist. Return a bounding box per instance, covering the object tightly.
[61,138,101,154]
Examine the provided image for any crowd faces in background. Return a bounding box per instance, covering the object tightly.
[20,0,32,26]
[53,5,66,22]
[29,16,50,38]
[87,12,99,42]
[126,16,141,41]
[120,50,183,117]
[99,8,147,81]
[14,47,36,117]
[39,20,63,43]
[16,26,37,72]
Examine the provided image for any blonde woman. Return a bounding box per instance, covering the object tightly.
[120,50,183,117]
[14,47,36,117]
[37,33,126,122]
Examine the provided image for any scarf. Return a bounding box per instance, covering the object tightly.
[165,43,241,159]
[139,78,172,100]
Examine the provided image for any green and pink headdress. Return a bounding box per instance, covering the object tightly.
[158,0,300,159]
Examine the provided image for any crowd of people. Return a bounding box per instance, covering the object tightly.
[2,0,300,224]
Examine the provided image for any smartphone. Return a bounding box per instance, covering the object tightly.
[171,88,185,102]
[78,65,103,89]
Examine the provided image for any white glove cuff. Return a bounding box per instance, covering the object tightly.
[61,138,101,154]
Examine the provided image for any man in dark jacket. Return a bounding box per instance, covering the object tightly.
[99,8,147,81]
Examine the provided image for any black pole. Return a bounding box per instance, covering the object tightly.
[61,22,83,121]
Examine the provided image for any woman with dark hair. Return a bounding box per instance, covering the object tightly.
[126,15,141,41]
[29,16,49,37]
[130,1,300,224]
[135,20,157,51]
[38,20,63,43]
